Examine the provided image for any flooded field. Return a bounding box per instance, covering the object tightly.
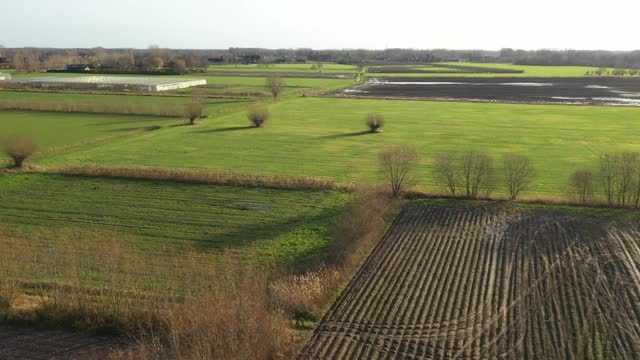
[333,77,640,105]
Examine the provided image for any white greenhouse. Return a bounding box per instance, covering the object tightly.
[9,76,206,92]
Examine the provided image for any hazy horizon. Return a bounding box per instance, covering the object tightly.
[3,0,640,51]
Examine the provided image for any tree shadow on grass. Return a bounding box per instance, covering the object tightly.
[196,126,253,134]
[318,131,370,140]
[195,205,345,270]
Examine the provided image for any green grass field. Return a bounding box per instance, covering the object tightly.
[0,111,178,156]
[207,63,358,73]
[32,97,640,196]
[0,174,349,268]
[369,62,626,78]
[0,90,252,112]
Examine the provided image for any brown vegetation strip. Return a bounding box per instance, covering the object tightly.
[300,203,640,359]
[41,165,353,191]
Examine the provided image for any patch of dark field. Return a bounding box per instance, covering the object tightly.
[0,326,127,359]
[331,77,640,105]
[300,202,640,359]
[204,71,356,79]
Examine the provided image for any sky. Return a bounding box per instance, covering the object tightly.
[2,0,639,51]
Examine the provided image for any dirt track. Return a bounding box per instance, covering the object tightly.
[0,326,126,360]
[333,77,640,105]
[300,203,640,359]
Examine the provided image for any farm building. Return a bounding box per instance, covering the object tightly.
[8,76,206,92]
[0,73,11,81]
[63,64,93,72]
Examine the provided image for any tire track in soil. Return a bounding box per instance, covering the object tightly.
[300,203,640,359]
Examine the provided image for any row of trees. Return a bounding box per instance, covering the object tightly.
[379,148,536,199]
[501,48,640,69]
[7,46,208,73]
[569,153,640,207]
[380,147,640,210]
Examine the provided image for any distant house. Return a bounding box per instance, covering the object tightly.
[0,57,8,64]
[239,55,261,64]
[64,64,92,72]
[208,56,224,64]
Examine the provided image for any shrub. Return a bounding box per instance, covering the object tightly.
[366,113,384,133]
[247,107,269,128]
[270,267,342,324]
[186,99,204,125]
[2,136,36,168]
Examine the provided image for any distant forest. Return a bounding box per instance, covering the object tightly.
[1,46,639,71]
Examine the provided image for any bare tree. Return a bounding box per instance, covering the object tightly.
[503,153,535,200]
[599,152,640,207]
[265,74,285,100]
[13,49,41,73]
[461,151,495,198]
[599,154,616,206]
[615,152,639,207]
[2,136,36,168]
[366,113,384,133]
[434,153,459,196]
[378,146,419,197]
[569,170,594,204]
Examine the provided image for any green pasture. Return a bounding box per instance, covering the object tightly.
[0,174,349,268]
[369,62,626,78]
[0,111,178,155]
[0,91,252,113]
[207,62,358,73]
[34,97,640,196]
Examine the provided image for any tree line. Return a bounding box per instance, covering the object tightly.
[6,46,640,71]
[500,48,640,69]
[380,147,640,209]
[379,148,535,200]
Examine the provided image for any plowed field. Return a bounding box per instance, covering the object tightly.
[301,203,640,359]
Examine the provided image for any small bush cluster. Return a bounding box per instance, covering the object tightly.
[569,152,640,208]
[1,136,36,168]
[366,113,384,133]
[247,107,270,128]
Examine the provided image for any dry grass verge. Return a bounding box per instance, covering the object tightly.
[0,186,400,359]
[0,228,288,359]
[270,187,400,327]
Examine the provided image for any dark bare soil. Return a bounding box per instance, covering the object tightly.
[333,77,640,105]
[368,64,523,74]
[0,326,127,360]
[204,71,355,79]
[300,203,640,359]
